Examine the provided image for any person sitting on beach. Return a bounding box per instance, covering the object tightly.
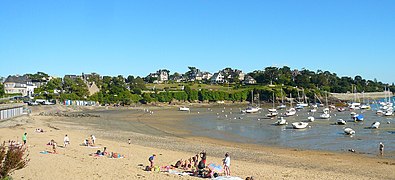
[87,138,93,146]
[83,139,89,146]
[196,160,206,177]
[182,159,190,170]
[101,147,108,155]
[35,128,44,133]
[47,139,55,146]
[203,168,214,178]
[172,159,182,168]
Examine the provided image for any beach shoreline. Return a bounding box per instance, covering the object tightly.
[1,105,395,179]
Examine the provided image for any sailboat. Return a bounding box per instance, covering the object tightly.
[360,92,370,109]
[267,92,278,117]
[285,93,296,116]
[296,88,309,109]
[348,85,361,110]
[277,88,287,109]
[320,92,331,119]
[243,90,262,113]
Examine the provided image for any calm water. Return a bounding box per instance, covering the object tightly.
[186,98,395,157]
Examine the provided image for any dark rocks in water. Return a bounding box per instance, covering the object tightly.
[38,112,100,118]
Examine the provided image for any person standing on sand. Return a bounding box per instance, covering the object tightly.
[149,154,156,168]
[223,152,231,176]
[22,133,27,145]
[64,134,70,147]
[91,135,96,145]
[379,142,384,156]
[128,139,131,145]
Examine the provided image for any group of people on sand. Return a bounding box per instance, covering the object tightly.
[147,150,231,178]
[82,135,96,146]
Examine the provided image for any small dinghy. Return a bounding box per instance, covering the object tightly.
[371,122,380,129]
[307,116,315,122]
[344,128,355,135]
[292,122,309,129]
[337,119,346,125]
[275,117,288,125]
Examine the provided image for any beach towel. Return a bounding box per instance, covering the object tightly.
[40,151,55,154]
[40,151,49,154]
[168,169,192,176]
[212,176,243,180]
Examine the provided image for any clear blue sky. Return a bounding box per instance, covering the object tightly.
[1,0,394,83]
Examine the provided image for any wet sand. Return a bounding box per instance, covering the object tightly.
[1,105,395,179]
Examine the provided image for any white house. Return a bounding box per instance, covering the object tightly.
[210,72,225,84]
[243,76,257,84]
[4,75,37,97]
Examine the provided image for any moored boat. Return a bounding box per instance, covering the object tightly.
[337,119,346,125]
[292,122,309,129]
[371,121,380,129]
[344,128,355,135]
[275,117,288,125]
[179,107,190,111]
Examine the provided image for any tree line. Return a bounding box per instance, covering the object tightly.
[1,67,394,104]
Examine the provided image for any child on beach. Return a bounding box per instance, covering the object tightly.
[379,142,384,156]
[52,141,57,153]
[64,134,70,147]
[22,133,27,145]
[223,152,231,176]
[91,135,96,145]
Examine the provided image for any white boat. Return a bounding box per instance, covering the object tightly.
[307,116,315,122]
[376,110,383,115]
[245,106,262,113]
[277,88,286,109]
[285,108,296,116]
[337,119,346,125]
[320,112,330,119]
[310,108,317,113]
[179,107,190,111]
[384,107,393,116]
[244,90,262,113]
[268,92,277,113]
[277,104,286,109]
[266,111,278,117]
[349,102,361,110]
[360,104,370,109]
[371,122,380,129]
[344,128,355,135]
[295,104,305,109]
[275,117,288,125]
[337,107,346,112]
[292,122,309,129]
[320,108,330,119]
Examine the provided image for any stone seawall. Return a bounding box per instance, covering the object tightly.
[330,91,392,101]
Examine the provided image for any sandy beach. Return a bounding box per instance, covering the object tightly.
[1,105,395,180]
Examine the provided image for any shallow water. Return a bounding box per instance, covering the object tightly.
[186,104,395,157]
